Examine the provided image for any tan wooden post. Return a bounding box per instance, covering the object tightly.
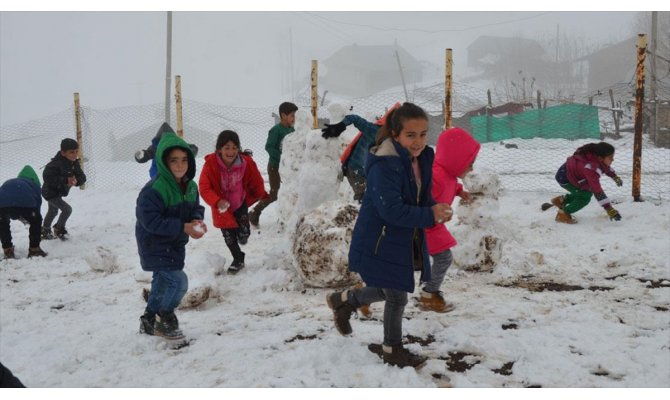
[175,75,183,137]
[632,34,647,201]
[311,60,318,129]
[444,49,453,129]
[73,92,85,190]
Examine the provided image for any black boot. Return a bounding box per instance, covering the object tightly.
[139,312,155,335]
[326,291,356,335]
[154,312,184,340]
[228,256,245,274]
[368,343,427,369]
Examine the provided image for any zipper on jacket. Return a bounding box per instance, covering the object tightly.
[374,225,386,255]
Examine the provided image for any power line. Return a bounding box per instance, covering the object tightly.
[305,12,552,34]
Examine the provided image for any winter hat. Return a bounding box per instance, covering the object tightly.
[61,138,79,151]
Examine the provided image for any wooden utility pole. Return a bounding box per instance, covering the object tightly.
[175,75,183,137]
[444,48,453,129]
[632,34,647,201]
[164,11,173,123]
[310,60,318,129]
[73,92,85,189]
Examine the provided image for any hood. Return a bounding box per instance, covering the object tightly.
[154,122,175,142]
[18,165,40,187]
[434,127,481,177]
[155,131,196,182]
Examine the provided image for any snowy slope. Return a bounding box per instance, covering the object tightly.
[1,134,669,388]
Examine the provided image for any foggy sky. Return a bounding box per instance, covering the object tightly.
[0,10,640,127]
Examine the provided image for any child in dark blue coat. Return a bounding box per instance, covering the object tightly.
[0,166,47,259]
[326,103,452,369]
[136,131,207,340]
[134,122,199,179]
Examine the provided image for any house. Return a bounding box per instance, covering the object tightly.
[467,36,545,72]
[579,37,637,92]
[322,44,423,97]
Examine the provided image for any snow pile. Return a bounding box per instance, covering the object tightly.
[291,201,361,288]
[275,109,344,233]
[84,246,119,274]
[453,170,503,272]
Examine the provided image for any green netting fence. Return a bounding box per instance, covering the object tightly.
[469,104,601,143]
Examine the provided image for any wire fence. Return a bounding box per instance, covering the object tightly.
[1,79,669,200]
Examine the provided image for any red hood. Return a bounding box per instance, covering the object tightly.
[434,127,481,177]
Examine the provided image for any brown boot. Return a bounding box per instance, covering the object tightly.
[28,247,48,257]
[418,290,455,313]
[326,291,356,335]
[555,209,577,224]
[3,247,15,260]
[368,343,427,369]
[551,195,565,210]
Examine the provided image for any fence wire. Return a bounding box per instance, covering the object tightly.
[1,80,669,200]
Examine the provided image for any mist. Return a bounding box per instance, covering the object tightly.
[0,11,640,127]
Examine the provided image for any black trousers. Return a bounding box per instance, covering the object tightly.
[220,203,249,262]
[0,207,42,249]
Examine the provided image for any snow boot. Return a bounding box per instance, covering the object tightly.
[368,343,427,369]
[154,312,184,340]
[27,247,47,258]
[53,225,69,240]
[139,312,155,335]
[551,195,565,210]
[3,247,15,260]
[326,291,356,335]
[228,257,245,274]
[41,227,54,240]
[555,209,577,224]
[418,289,455,313]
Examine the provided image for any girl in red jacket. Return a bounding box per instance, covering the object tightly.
[546,142,622,224]
[199,130,268,274]
[423,127,480,313]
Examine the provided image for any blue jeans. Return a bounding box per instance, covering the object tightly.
[423,249,453,293]
[347,286,408,347]
[146,270,188,316]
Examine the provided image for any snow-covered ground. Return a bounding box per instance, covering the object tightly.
[1,122,669,389]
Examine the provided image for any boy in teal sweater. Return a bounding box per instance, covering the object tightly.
[249,102,298,227]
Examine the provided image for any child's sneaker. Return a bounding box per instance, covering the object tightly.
[27,247,47,258]
[3,247,15,260]
[418,289,455,313]
[154,312,184,340]
[139,312,155,335]
[53,225,69,240]
[228,259,245,274]
[41,227,54,240]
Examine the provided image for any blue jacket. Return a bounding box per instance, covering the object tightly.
[348,139,436,293]
[0,166,42,209]
[342,114,380,177]
[135,132,204,272]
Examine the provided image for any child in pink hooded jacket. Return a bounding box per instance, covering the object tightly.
[422,127,481,313]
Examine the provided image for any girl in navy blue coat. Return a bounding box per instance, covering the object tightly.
[326,103,452,369]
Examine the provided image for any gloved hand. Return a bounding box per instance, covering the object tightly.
[613,175,623,187]
[321,122,346,139]
[607,207,622,221]
[134,150,147,163]
[242,148,254,157]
